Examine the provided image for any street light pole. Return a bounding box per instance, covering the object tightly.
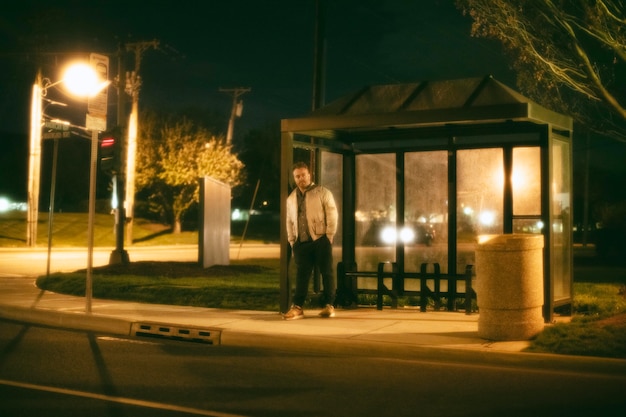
[84,52,119,311]
[85,127,98,313]
[25,59,110,313]
[46,137,59,277]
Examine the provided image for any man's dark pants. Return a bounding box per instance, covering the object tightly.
[292,236,335,307]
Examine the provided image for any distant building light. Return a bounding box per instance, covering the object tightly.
[0,197,9,212]
[231,208,250,221]
[0,198,26,212]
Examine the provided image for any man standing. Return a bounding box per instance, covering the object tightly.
[284,161,338,320]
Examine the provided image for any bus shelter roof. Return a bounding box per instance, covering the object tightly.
[281,76,572,141]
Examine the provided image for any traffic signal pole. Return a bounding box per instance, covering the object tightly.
[108,44,129,265]
[98,128,128,264]
[109,172,129,265]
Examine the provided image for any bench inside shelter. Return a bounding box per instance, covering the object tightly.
[337,261,476,314]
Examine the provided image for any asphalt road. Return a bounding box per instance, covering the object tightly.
[1,320,625,417]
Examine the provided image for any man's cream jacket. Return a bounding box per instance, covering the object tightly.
[286,184,338,247]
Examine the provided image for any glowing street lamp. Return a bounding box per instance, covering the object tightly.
[63,62,110,97]
[27,62,109,247]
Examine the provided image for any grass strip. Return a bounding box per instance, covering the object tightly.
[36,259,283,312]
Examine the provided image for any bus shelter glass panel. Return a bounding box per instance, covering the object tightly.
[355,154,396,276]
[513,147,541,215]
[551,139,572,302]
[321,151,343,262]
[512,147,543,233]
[404,151,448,272]
[457,148,504,271]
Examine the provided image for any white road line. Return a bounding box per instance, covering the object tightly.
[97,336,160,345]
[0,378,249,417]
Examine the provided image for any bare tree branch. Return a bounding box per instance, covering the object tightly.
[457,0,626,141]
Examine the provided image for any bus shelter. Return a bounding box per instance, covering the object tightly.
[280,76,573,323]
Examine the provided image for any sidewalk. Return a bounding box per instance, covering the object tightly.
[4,275,626,376]
[2,245,626,375]
[0,273,526,351]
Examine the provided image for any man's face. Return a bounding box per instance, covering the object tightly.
[293,167,311,190]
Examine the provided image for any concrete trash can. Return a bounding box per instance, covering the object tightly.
[475,234,544,341]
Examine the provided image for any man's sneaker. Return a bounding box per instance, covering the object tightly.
[283,305,304,320]
[319,304,336,318]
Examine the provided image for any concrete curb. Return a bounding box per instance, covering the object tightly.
[0,305,132,336]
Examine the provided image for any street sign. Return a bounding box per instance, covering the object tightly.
[86,113,107,132]
[42,131,71,139]
[44,121,69,131]
[88,53,109,118]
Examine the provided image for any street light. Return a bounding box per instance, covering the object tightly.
[27,62,110,247]
[63,62,105,96]
[27,59,110,314]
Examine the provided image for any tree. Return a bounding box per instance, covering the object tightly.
[456,0,626,141]
[136,113,245,233]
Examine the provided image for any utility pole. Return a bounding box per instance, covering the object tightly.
[219,87,251,144]
[26,71,43,247]
[312,0,326,112]
[311,0,327,293]
[124,40,159,246]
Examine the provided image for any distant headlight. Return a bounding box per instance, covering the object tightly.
[399,226,415,243]
[380,226,397,244]
[380,226,415,244]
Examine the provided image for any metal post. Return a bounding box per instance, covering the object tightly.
[280,131,294,313]
[46,138,59,277]
[86,129,98,313]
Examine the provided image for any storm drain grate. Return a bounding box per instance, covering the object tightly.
[131,322,221,345]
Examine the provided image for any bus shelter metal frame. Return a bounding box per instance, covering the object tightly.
[279,76,574,322]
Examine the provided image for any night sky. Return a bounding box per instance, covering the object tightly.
[1,0,623,210]
[1,0,516,130]
[1,0,519,202]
